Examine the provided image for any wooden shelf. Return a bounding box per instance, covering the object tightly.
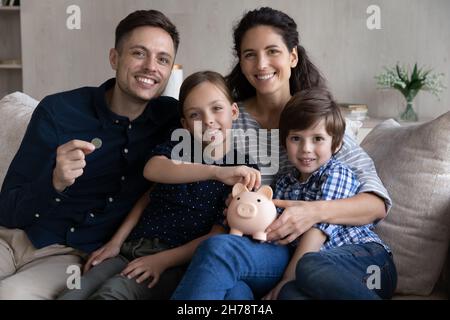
[0,64,22,69]
[0,3,22,96]
[0,6,20,11]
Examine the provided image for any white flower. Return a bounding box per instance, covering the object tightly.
[375,63,446,99]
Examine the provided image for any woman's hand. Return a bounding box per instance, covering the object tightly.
[262,277,292,300]
[121,254,168,288]
[83,241,121,273]
[214,166,261,190]
[267,200,320,244]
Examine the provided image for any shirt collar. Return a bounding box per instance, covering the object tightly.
[94,78,165,128]
[94,78,122,128]
[286,156,337,186]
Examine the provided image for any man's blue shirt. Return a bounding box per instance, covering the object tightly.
[0,79,180,253]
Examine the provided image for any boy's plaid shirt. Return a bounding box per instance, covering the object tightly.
[273,157,390,253]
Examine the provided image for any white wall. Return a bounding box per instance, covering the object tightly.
[21,0,450,119]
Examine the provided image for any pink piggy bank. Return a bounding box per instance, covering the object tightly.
[227,183,277,242]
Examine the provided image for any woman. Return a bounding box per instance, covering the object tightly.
[172,7,396,300]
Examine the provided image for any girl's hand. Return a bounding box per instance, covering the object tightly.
[214,166,261,190]
[262,277,292,300]
[84,241,121,273]
[267,200,319,244]
[121,254,167,288]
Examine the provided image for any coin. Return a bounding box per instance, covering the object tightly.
[91,138,102,149]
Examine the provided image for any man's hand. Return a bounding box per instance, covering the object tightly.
[83,240,121,273]
[52,140,95,192]
[214,166,261,190]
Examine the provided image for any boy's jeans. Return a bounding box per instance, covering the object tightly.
[171,234,292,300]
[278,242,397,300]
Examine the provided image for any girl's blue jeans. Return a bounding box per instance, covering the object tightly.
[171,234,291,300]
[171,234,397,300]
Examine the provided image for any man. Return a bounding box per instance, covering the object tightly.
[0,10,180,299]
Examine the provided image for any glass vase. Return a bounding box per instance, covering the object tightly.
[399,100,418,122]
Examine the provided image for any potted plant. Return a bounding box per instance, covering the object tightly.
[375,63,445,121]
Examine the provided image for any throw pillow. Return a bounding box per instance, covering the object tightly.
[0,92,39,186]
[361,112,450,295]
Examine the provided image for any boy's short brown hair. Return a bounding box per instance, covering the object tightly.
[279,87,346,153]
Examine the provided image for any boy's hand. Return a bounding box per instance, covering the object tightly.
[215,166,261,190]
[121,254,167,288]
[83,241,121,273]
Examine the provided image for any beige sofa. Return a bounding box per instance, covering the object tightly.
[361,114,449,299]
[0,92,448,299]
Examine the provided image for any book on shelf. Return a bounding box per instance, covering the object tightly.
[0,0,16,6]
[339,103,368,121]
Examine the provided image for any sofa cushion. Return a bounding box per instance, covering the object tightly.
[361,112,450,296]
[0,92,39,186]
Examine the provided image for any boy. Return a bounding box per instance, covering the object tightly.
[265,87,392,299]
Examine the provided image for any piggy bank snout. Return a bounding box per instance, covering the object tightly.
[236,202,257,218]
